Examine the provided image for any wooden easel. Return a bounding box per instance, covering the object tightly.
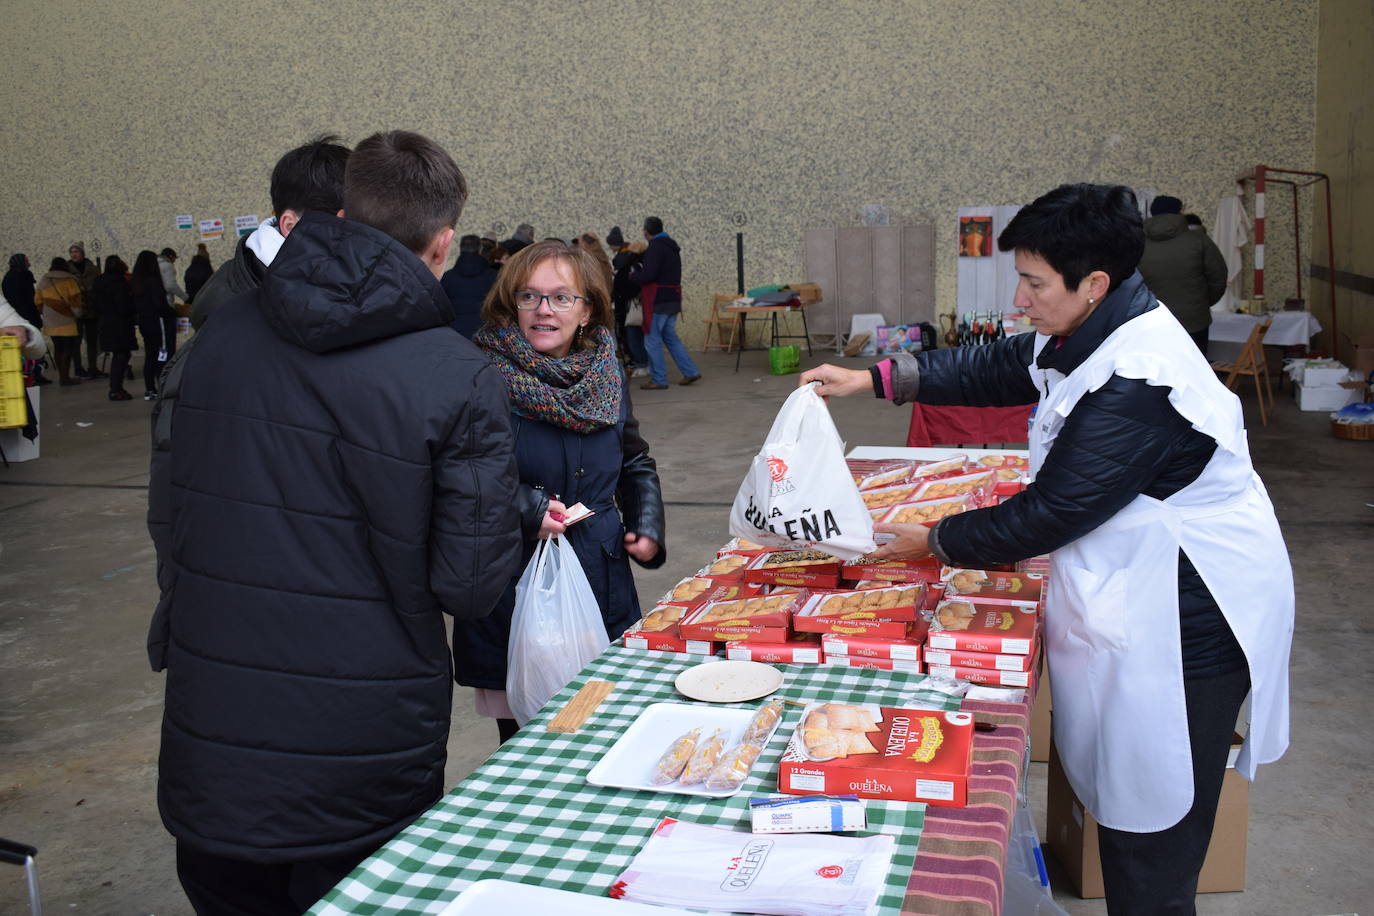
[701,293,741,353]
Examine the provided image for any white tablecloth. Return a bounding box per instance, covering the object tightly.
[1209,311,1321,346]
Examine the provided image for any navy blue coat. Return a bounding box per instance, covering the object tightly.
[440,252,497,339]
[453,376,666,690]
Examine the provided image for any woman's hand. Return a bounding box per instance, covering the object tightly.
[799,364,872,398]
[1,326,30,342]
[624,531,659,562]
[867,522,932,561]
[538,499,568,539]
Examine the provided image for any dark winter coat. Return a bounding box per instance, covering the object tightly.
[453,374,667,690]
[133,278,171,353]
[146,211,522,864]
[183,255,213,303]
[1137,214,1228,333]
[440,251,497,339]
[628,234,683,315]
[2,262,39,327]
[93,272,136,352]
[899,273,1244,678]
[190,233,266,330]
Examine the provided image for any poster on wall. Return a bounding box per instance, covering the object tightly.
[175,214,194,231]
[199,218,225,241]
[959,216,993,257]
[234,215,260,238]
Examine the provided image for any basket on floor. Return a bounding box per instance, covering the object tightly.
[1331,420,1374,441]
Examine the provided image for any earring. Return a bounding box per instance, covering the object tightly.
[1087,297,1096,305]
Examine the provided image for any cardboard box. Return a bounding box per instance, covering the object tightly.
[1296,360,1350,387]
[799,584,926,623]
[923,645,1033,672]
[842,556,944,585]
[821,633,923,661]
[1294,381,1361,411]
[942,568,1045,604]
[925,662,1034,689]
[1350,334,1374,375]
[927,602,1039,655]
[744,550,843,589]
[822,654,922,673]
[621,630,719,655]
[879,494,979,526]
[778,704,974,806]
[910,469,995,502]
[726,633,822,664]
[1046,739,1247,897]
[1029,668,1051,762]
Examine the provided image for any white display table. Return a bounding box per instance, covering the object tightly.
[1209,311,1321,347]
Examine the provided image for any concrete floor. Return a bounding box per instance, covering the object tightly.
[1,346,1371,915]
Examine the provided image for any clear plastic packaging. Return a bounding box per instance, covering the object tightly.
[649,728,699,785]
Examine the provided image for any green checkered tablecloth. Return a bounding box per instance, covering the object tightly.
[310,646,961,916]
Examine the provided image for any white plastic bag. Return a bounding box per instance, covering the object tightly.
[729,382,876,560]
[505,535,608,725]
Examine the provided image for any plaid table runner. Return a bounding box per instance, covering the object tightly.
[310,646,965,916]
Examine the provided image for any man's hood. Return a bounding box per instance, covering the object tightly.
[259,212,454,354]
[1144,213,1189,242]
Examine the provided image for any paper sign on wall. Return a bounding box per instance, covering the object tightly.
[234,215,259,237]
[175,214,194,231]
[199,218,225,241]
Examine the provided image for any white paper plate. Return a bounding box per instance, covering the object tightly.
[585,702,761,797]
[674,659,784,702]
[438,878,698,914]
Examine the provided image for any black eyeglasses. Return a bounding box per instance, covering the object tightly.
[514,290,583,312]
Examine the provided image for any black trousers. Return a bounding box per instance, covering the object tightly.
[1097,667,1250,916]
[108,351,131,392]
[176,842,370,916]
[76,318,100,371]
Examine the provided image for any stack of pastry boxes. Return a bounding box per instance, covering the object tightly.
[925,568,1043,688]
[622,454,1033,666]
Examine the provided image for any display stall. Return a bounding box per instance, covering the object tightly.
[312,447,1044,916]
[905,404,1032,448]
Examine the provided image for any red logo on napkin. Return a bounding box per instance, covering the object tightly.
[816,865,844,879]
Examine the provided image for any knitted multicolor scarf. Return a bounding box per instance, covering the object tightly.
[474,323,622,433]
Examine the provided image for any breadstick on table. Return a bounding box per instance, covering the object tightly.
[545,680,616,734]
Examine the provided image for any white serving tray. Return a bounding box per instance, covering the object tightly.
[438,878,697,914]
[585,702,761,798]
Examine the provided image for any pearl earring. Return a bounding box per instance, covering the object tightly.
[1087,297,1096,305]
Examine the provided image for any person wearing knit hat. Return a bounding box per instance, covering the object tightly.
[66,242,104,378]
[606,226,624,248]
[1138,195,1227,354]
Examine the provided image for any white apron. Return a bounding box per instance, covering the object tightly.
[1027,305,1293,832]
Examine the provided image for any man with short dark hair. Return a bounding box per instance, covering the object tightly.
[65,243,104,378]
[629,215,701,388]
[191,135,351,329]
[147,130,521,916]
[440,233,497,338]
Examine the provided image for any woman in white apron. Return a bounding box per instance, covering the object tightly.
[803,183,1292,915]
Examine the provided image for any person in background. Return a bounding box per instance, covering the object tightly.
[628,216,700,389]
[577,232,614,292]
[35,256,84,385]
[4,254,49,384]
[147,130,520,916]
[607,226,648,377]
[93,255,136,401]
[802,183,1292,915]
[440,234,498,338]
[501,221,534,255]
[158,248,188,310]
[131,250,171,400]
[1136,195,1227,355]
[1,285,48,361]
[183,243,213,303]
[467,240,666,743]
[67,243,104,379]
[1184,213,1205,232]
[192,137,351,329]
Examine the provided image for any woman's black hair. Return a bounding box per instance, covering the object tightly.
[50,256,69,272]
[131,250,165,296]
[104,255,127,275]
[997,183,1144,292]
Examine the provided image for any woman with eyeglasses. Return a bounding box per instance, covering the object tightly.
[464,240,667,742]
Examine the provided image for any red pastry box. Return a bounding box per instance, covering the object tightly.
[854,462,916,491]
[859,481,922,511]
[696,554,751,582]
[726,632,822,664]
[926,663,1035,689]
[878,494,978,527]
[821,633,923,661]
[908,454,969,479]
[743,549,842,589]
[778,703,975,806]
[793,588,931,640]
[927,601,1039,655]
[922,645,1033,672]
[842,554,943,585]
[822,655,921,673]
[942,568,1045,604]
[715,537,772,558]
[974,454,1029,471]
[657,576,762,608]
[622,609,718,655]
[677,592,802,643]
[909,469,996,504]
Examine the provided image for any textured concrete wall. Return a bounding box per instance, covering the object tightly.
[1311,0,1373,363]
[0,0,1316,344]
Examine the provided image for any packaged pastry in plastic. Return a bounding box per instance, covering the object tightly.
[703,741,764,791]
[679,728,728,786]
[650,728,700,785]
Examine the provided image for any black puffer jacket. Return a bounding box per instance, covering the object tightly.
[907,273,1244,677]
[189,231,267,330]
[92,271,136,352]
[146,212,521,863]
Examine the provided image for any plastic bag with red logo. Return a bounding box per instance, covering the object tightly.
[730,382,876,560]
[610,817,893,916]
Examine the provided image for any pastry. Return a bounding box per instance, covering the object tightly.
[936,600,976,631]
[650,728,700,785]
